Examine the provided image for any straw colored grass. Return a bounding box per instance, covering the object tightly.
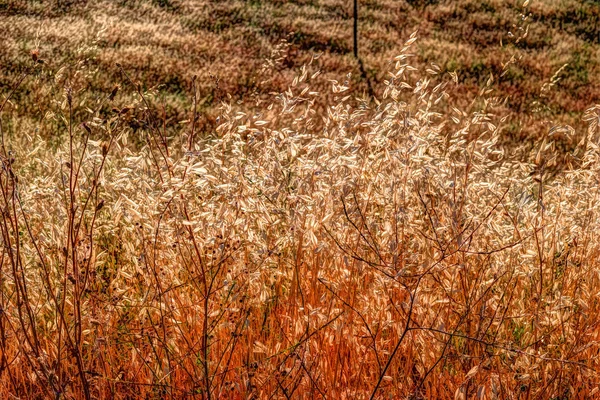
[1,4,600,400]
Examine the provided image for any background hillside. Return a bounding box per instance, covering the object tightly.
[1,0,599,144]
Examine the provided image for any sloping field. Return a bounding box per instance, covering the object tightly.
[1,0,599,139]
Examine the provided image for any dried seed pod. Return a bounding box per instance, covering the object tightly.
[109,86,119,100]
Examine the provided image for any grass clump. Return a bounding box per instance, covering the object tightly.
[0,17,600,400]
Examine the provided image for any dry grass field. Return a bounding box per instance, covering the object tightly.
[1,0,600,399]
[2,0,600,138]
